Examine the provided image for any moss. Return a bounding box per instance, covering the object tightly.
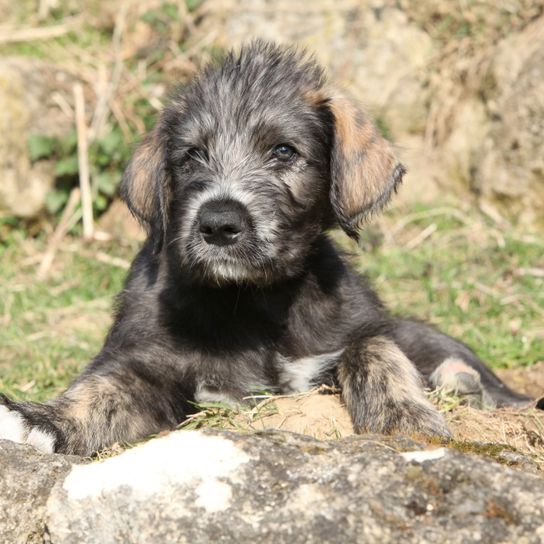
[427,436,519,466]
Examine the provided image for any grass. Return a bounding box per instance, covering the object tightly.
[1,1,204,225]
[0,201,542,404]
[0,223,135,401]
[354,203,544,369]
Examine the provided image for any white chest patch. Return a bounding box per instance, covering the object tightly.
[278,350,343,393]
[194,385,239,406]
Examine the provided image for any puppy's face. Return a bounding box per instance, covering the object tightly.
[165,52,332,284]
[122,42,404,286]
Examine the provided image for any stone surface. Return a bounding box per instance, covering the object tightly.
[497,361,544,402]
[0,58,73,218]
[2,429,544,543]
[42,430,544,543]
[0,440,80,544]
[475,17,544,229]
[194,0,440,208]
[397,12,544,228]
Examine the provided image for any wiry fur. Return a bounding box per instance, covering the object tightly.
[0,42,530,455]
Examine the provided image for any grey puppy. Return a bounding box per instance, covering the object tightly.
[0,42,530,455]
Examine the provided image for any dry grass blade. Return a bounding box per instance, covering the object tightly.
[516,268,544,278]
[73,83,94,241]
[78,250,131,270]
[90,1,129,140]
[37,188,81,280]
[38,0,52,20]
[0,17,81,44]
[405,223,438,249]
[390,206,472,237]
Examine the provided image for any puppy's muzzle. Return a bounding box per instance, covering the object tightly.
[198,199,249,247]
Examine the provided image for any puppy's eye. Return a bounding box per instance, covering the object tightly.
[186,147,208,162]
[272,144,297,162]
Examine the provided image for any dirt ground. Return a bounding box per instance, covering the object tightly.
[205,363,544,472]
[496,363,544,400]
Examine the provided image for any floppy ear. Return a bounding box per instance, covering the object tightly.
[120,126,170,250]
[328,95,405,239]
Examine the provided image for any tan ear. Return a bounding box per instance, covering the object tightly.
[328,95,405,239]
[120,126,170,248]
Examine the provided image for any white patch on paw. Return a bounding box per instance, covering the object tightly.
[0,405,56,453]
[401,448,447,463]
[0,405,28,443]
[27,427,56,454]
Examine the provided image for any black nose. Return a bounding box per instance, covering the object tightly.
[198,200,248,246]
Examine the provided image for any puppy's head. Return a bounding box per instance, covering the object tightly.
[122,41,404,285]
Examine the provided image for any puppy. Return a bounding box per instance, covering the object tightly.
[0,42,529,455]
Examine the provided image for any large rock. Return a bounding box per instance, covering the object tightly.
[36,430,544,543]
[98,198,146,241]
[0,58,73,218]
[0,440,81,544]
[475,18,544,229]
[418,16,544,228]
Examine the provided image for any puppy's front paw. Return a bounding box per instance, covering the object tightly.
[351,400,451,440]
[0,403,56,454]
[402,403,452,439]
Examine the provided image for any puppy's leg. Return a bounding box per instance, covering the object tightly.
[392,318,532,408]
[337,335,450,437]
[0,370,185,455]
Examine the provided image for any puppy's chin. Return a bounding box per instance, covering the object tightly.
[180,235,305,287]
[190,256,309,288]
[201,259,261,285]
[182,245,268,286]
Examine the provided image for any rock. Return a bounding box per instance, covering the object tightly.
[497,361,544,401]
[0,440,80,544]
[425,16,544,230]
[41,430,544,543]
[441,99,489,190]
[194,2,544,228]
[98,199,146,241]
[195,0,436,208]
[0,58,73,218]
[475,17,544,230]
[391,135,443,205]
[2,429,543,543]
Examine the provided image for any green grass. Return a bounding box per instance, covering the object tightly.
[0,226,134,401]
[0,202,542,403]
[354,204,544,368]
